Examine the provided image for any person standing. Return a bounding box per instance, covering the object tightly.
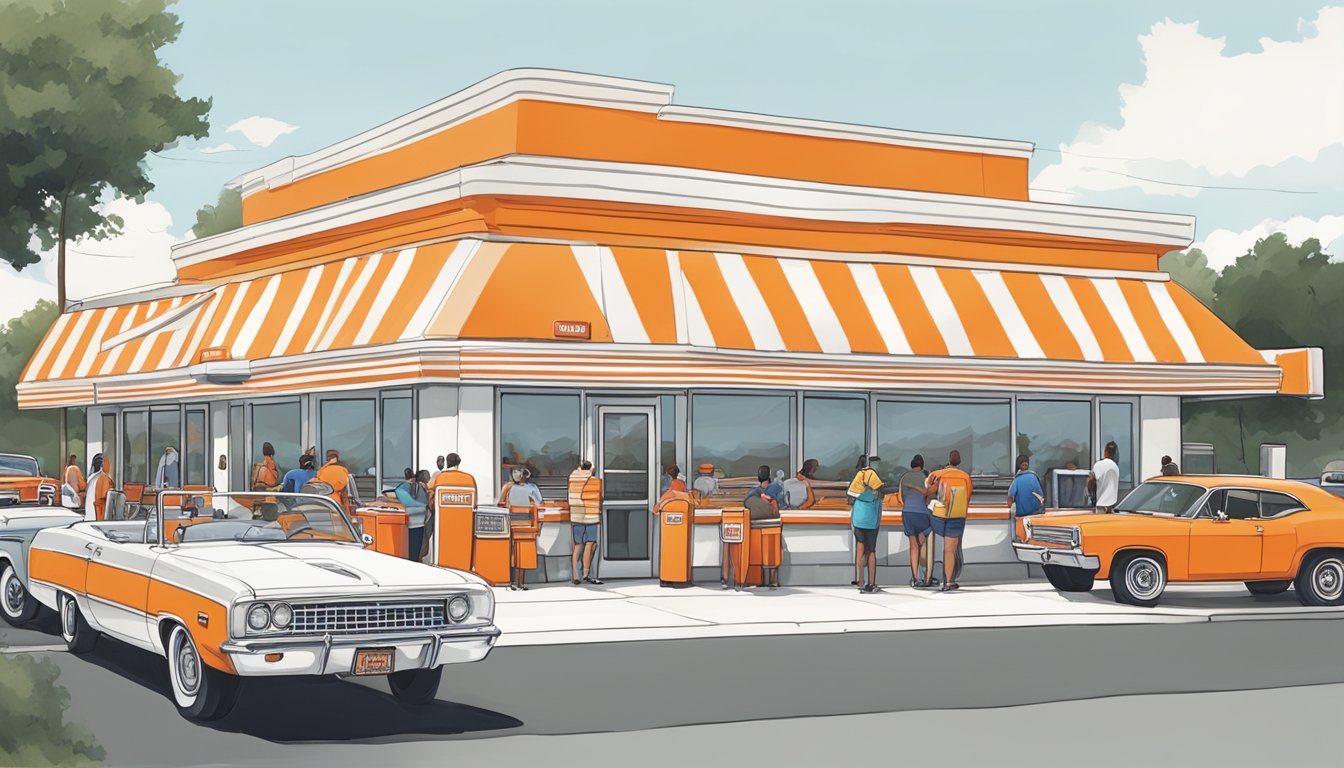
[84,454,112,521]
[422,453,475,563]
[436,455,446,473]
[315,449,353,511]
[281,453,317,493]
[1160,455,1181,476]
[661,464,687,497]
[62,454,85,509]
[505,468,543,591]
[1090,442,1121,513]
[153,446,180,488]
[927,450,973,592]
[847,455,884,593]
[1007,454,1045,543]
[900,455,935,588]
[251,442,280,491]
[782,459,819,510]
[394,468,430,560]
[568,461,604,585]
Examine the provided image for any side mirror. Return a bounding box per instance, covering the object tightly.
[362,533,375,546]
[1213,510,1230,522]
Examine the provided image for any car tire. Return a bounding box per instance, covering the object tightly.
[1044,564,1095,593]
[1294,552,1344,607]
[388,667,442,705]
[165,623,241,721]
[1245,580,1292,596]
[1,562,38,626]
[58,593,98,654]
[1110,552,1166,608]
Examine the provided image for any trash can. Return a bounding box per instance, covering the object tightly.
[657,493,695,587]
[354,501,409,558]
[432,484,477,570]
[509,504,541,577]
[748,518,783,587]
[719,507,750,590]
[471,506,512,586]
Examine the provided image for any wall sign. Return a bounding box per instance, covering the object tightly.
[198,346,232,363]
[721,521,744,543]
[553,320,591,339]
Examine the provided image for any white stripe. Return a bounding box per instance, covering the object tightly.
[778,258,850,354]
[1148,282,1204,363]
[848,263,911,355]
[304,257,358,353]
[667,251,689,345]
[45,311,94,380]
[974,270,1044,358]
[262,268,319,358]
[23,313,73,381]
[1091,278,1154,362]
[597,247,650,344]
[98,303,150,376]
[209,283,253,349]
[571,245,606,318]
[403,239,479,340]
[172,288,226,367]
[156,309,201,372]
[128,301,174,374]
[680,269,716,347]
[714,253,784,350]
[230,275,282,357]
[1039,274,1103,362]
[73,308,118,378]
[316,252,384,351]
[908,266,973,357]
[354,248,417,346]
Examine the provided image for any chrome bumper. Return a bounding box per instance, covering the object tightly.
[220,624,500,677]
[1013,542,1100,570]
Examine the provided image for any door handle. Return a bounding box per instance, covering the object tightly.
[1256,526,1264,533]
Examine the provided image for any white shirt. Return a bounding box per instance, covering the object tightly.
[1092,457,1120,508]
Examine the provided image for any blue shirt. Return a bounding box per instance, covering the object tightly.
[395,481,428,528]
[281,468,316,493]
[1008,470,1045,516]
[900,470,930,514]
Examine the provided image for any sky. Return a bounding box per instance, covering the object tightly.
[3,0,1343,322]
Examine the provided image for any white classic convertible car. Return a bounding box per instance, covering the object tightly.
[26,491,499,721]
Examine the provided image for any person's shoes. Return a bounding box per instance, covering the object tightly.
[721,580,730,590]
[863,583,879,593]
[586,577,605,585]
[939,582,960,592]
[520,584,529,591]
[507,584,519,591]
[910,578,923,589]
[850,579,860,586]
[571,578,581,585]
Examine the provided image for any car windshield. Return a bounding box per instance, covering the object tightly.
[1114,481,1206,517]
[156,491,360,545]
[0,456,39,477]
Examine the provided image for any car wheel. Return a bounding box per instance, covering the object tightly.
[1,562,38,626]
[1295,552,1344,607]
[165,623,241,721]
[1044,564,1095,593]
[1111,552,1166,607]
[388,667,442,705]
[58,593,98,653]
[1245,580,1292,596]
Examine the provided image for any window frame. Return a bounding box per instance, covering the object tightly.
[688,390,797,482]
[873,394,1014,503]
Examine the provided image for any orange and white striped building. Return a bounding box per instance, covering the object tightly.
[21,70,1323,581]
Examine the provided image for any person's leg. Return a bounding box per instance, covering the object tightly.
[584,540,602,584]
[571,541,583,583]
[907,535,920,584]
[854,541,866,589]
[943,535,960,587]
[866,548,877,588]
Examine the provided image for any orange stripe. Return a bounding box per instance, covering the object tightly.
[310,257,374,349]
[242,271,303,358]
[369,242,454,343]
[678,251,755,349]
[86,561,150,612]
[331,252,400,349]
[146,580,234,673]
[740,255,821,352]
[1164,283,1263,365]
[936,268,1016,358]
[61,308,113,379]
[106,300,169,376]
[280,263,342,356]
[871,264,947,356]
[1117,279,1184,363]
[196,286,244,359]
[1000,273,1083,361]
[809,260,887,353]
[1063,277,1133,363]
[94,303,150,377]
[610,246,678,344]
[28,548,87,594]
[458,242,613,341]
[32,312,84,381]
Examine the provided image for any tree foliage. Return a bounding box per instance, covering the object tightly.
[0,300,84,472]
[0,653,104,766]
[1158,248,1217,307]
[191,186,243,238]
[0,0,210,305]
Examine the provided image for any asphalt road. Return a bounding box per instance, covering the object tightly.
[5,599,1344,767]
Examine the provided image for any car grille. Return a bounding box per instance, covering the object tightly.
[290,601,448,634]
[1029,525,1079,546]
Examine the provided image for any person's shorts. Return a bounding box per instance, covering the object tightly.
[931,516,966,538]
[902,510,933,536]
[853,526,879,550]
[571,522,599,545]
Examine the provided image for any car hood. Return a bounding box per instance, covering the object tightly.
[0,476,52,489]
[166,543,479,597]
[1030,512,1185,530]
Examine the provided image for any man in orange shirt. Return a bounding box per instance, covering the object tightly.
[422,453,476,563]
[63,454,85,509]
[926,450,973,592]
[314,449,353,512]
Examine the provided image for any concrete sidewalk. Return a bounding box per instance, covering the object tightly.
[491,579,1340,646]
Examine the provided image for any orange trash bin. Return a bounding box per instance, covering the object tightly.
[657,493,695,586]
[719,507,750,589]
[355,501,409,558]
[432,484,477,570]
[471,506,512,586]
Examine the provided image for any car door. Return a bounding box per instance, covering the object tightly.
[1187,490,1263,579]
[83,528,157,648]
[1257,490,1304,577]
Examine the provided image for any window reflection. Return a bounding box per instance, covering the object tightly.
[228,405,245,492]
[499,393,581,478]
[876,399,1010,503]
[1017,400,1091,507]
[184,408,207,486]
[1100,402,1135,493]
[149,410,180,487]
[320,399,376,497]
[253,402,303,481]
[691,394,793,480]
[803,397,866,481]
[124,411,148,485]
[381,395,414,485]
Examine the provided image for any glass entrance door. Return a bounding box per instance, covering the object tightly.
[596,404,656,578]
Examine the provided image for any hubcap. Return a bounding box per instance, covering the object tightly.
[3,573,22,614]
[175,633,201,695]
[1314,559,1344,600]
[62,598,76,638]
[1126,558,1163,599]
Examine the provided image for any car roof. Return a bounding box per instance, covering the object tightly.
[0,453,38,461]
[1146,475,1343,501]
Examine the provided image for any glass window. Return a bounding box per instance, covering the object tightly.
[691,394,794,481]
[1260,491,1305,518]
[229,405,246,492]
[499,393,581,479]
[1118,481,1205,517]
[876,399,1010,503]
[149,409,181,487]
[184,408,207,487]
[100,414,117,483]
[381,395,414,487]
[803,397,867,482]
[67,408,86,477]
[320,399,377,492]
[1217,489,1260,520]
[1100,401,1135,492]
[123,411,149,485]
[660,395,677,473]
[1017,400,1091,507]
[253,401,303,482]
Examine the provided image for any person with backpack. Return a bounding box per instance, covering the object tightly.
[927,450,973,592]
[847,455,885,593]
[1007,454,1045,543]
[744,465,783,590]
[781,459,819,510]
[281,453,317,493]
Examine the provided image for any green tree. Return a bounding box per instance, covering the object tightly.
[0,0,211,310]
[191,186,243,238]
[1159,247,1218,307]
[0,300,84,473]
[0,653,104,766]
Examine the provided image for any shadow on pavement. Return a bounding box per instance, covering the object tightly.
[81,635,523,742]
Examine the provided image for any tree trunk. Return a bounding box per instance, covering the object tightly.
[56,190,70,459]
[59,409,67,474]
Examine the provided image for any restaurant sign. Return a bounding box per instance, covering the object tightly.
[197,346,232,363]
[720,521,744,543]
[553,320,591,339]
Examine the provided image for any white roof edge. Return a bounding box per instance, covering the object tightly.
[656,105,1033,158]
[66,283,213,313]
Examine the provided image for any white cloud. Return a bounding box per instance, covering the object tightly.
[1033,7,1344,200]
[0,260,56,325]
[1195,214,1344,270]
[226,116,298,148]
[199,142,241,154]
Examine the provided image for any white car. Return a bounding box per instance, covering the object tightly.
[26,491,499,721]
[1,504,83,626]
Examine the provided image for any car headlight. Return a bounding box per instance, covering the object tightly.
[271,602,293,629]
[246,603,271,631]
[447,595,471,622]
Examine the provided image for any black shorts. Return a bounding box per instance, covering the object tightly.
[853,526,879,550]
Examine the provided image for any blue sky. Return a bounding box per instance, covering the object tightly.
[4,0,1342,318]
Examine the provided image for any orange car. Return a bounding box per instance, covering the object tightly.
[1015,475,1344,608]
[0,454,58,507]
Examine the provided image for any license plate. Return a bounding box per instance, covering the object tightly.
[353,648,395,676]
